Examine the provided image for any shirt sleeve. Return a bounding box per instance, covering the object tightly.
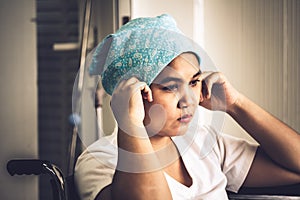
[74,132,117,200]
[217,133,258,193]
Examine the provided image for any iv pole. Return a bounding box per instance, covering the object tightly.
[68,0,92,175]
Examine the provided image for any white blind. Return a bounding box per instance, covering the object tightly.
[203,0,300,140]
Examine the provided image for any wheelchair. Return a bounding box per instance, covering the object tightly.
[6,159,80,200]
[6,159,300,200]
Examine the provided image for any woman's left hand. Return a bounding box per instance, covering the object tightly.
[199,72,240,112]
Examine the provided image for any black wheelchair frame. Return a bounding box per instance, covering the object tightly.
[7,159,80,200]
[7,159,300,200]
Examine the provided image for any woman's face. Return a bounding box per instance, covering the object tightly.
[143,53,201,137]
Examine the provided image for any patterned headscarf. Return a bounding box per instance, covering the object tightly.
[89,14,202,95]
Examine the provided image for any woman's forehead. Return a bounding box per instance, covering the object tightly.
[175,53,199,67]
[168,53,200,73]
[153,53,200,83]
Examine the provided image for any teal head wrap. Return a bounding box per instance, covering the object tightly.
[89,14,202,95]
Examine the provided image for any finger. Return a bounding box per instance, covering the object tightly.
[199,71,214,81]
[125,77,139,86]
[199,72,214,98]
[143,84,153,102]
[117,77,139,89]
[201,72,220,99]
[136,82,153,102]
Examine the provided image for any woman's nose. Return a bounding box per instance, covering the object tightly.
[177,86,195,109]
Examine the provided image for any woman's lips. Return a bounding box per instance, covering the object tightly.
[178,114,193,123]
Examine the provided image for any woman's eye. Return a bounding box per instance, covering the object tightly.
[162,84,178,91]
[190,79,200,87]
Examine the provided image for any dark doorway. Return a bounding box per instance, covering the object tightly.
[36,0,80,199]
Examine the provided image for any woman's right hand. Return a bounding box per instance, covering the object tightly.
[110,77,153,133]
[109,78,172,200]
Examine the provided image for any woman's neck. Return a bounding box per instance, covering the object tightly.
[150,135,181,169]
[149,135,173,151]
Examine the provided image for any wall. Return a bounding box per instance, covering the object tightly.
[131,0,195,39]
[203,0,300,141]
[0,0,38,199]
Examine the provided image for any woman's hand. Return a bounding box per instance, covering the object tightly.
[110,77,153,132]
[110,78,172,200]
[199,72,240,112]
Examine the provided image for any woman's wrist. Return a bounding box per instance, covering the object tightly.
[117,133,155,152]
[226,92,245,117]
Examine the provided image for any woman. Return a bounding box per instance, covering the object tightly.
[75,14,300,200]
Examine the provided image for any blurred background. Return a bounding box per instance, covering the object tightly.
[0,0,299,199]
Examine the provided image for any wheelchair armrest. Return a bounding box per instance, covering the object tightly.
[7,159,67,200]
[7,159,54,176]
[227,183,300,199]
[238,183,300,196]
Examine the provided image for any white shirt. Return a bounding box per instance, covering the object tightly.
[74,122,257,200]
[74,126,257,200]
[166,125,257,199]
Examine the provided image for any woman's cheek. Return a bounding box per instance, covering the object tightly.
[192,86,201,104]
[144,103,167,136]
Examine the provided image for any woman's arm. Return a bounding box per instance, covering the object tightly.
[200,72,300,186]
[111,128,172,200]
[228,94,300,174]
[227,94,300,186]
[107,77,172,200]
